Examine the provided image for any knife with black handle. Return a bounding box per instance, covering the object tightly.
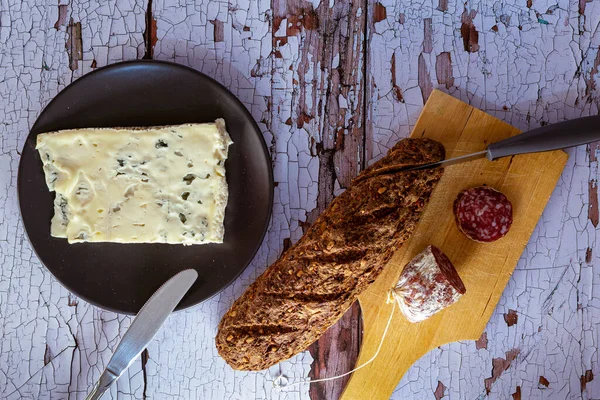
[356,115,600,181]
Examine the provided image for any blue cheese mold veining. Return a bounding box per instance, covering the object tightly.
[36,119,232,245]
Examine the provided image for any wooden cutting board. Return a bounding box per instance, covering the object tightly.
[340,90,568,399]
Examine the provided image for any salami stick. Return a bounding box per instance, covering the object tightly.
[392,245,466,323]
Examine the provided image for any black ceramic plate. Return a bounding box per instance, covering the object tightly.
[18,60,273,315]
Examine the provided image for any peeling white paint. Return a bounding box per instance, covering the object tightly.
[2,0,600,399]
[375,0,600,399]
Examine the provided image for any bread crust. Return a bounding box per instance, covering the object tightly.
[216,138,445,370]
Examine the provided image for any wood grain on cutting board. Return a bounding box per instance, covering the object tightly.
[340,90,568,400]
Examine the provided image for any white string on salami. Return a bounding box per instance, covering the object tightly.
[272,292,397,390]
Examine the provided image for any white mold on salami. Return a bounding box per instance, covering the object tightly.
[392,245,466,323]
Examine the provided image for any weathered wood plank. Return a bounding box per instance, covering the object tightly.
[281,1,367,398]
[308,302,361,400]
[151,0,366,397]
[150,0,313,396]
[367,0,600,398]
[0,1,146,399]
[2,0,600,398]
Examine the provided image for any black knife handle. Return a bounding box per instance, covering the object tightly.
[487,115,600,160]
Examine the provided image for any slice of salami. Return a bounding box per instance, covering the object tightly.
[453,186,513,243]
[392,245,466,323]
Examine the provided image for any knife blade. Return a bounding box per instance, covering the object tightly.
[355,114,600,182]
[387,150,488,174]
[85,269,198,400]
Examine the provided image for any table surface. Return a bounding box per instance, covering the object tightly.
[1,0,599,399]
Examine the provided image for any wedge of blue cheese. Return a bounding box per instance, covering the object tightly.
[36,120,232,245]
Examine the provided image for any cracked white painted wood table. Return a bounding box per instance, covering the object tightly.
[0,0,599,399]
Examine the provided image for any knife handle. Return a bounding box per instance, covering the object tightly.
[486,115,600,160]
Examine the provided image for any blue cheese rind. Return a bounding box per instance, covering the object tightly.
[36,120,232,245]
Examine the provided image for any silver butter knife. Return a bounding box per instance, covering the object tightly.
[85,269,198,400]
[356,115,600,181]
